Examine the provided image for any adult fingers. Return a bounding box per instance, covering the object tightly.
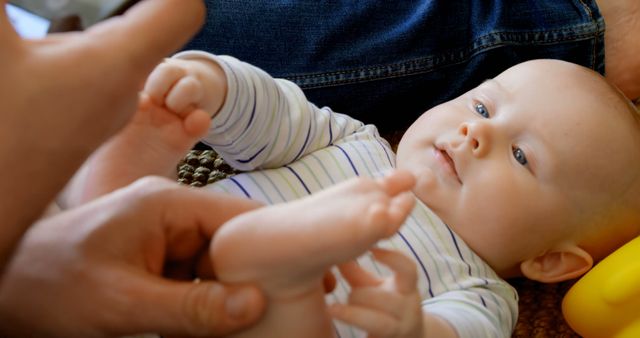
[370,248,418,294]
[119,274,266,337]
[0,2,21,47]
[161,189,263,260]
[128,177,262,236]
[323,270,337,293]
[160,185,264,235]
[124,177,263,260]
[86,0,205,76]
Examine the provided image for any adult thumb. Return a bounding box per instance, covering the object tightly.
[0,2,21,47]
[120,275,266,337]
[87,0,205,76]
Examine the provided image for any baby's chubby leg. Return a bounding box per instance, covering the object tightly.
[211,170,417,298]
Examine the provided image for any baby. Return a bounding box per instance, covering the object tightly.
[63,55,640,338]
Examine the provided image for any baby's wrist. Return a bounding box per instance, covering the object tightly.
[192,58,227,117]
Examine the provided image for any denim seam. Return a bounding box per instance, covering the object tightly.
[576,0,600,71]
[290,19,605,89]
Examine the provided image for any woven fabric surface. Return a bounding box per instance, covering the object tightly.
[177,149,581,337]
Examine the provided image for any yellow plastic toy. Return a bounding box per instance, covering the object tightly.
[562,236,640,338]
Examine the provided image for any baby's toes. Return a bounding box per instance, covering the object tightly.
[387,192,415,233]
[377,170,416,197]
[362,191,415,238]
[360,197,397,236]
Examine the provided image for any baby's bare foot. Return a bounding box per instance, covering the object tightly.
[61,95,210,207]
[210,170,416,299]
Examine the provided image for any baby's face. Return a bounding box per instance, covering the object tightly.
[396,60,640,273]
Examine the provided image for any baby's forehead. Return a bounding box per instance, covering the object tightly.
[496,59,608,93]
[545,109,640,203]
[496,61,632,127]
[497,61,640,182]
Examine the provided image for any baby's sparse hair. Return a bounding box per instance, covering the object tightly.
[589,66,639,125]
[571,69,640,261]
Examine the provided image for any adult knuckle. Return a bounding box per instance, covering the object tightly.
[379,322,399,337]
[130,176,176,194]
[181,283,226,335]
[136,175,173,187]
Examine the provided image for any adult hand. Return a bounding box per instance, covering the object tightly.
[0,0,205,268]
[597,0,640,101]
[0,177,267,337]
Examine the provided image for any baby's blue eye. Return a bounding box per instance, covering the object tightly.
[475,103,489,118]
[513,147,527,166]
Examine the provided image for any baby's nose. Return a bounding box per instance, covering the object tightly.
[458,121,491,157]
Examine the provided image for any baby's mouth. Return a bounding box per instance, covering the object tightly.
[435,147,461,183]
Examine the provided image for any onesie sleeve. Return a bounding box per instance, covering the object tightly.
[424,282,518,338]
[174,51,366,171]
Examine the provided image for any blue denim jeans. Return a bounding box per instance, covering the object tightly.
[184,0,604,133]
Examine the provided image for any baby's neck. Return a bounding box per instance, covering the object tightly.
[496,264,525,280]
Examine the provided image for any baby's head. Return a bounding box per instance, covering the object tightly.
[396,59,640,282]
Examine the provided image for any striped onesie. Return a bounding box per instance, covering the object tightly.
[175,51,518,338]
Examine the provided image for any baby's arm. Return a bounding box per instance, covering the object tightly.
[330,248,457,338]
[154,52,368,171]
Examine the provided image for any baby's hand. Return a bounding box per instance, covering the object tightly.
[330,248,424,338]
[143,58,226,117]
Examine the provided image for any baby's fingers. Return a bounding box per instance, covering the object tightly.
[347,287,415,319]
[371,248,418,294]
[338,261,381,288]
[165,76,204,116]
[329,303,399,337]
[333,288,424,338]
[144,61,186,105]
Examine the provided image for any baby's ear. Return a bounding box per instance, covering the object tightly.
[520,244,593,283]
